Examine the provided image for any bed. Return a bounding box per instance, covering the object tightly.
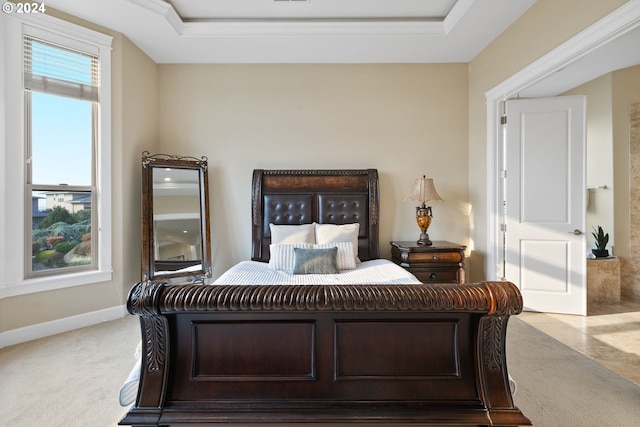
[120,168,530,427]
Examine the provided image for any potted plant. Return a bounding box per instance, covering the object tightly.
[591,225,609,258]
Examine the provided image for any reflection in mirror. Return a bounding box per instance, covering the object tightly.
[141,152,211,282]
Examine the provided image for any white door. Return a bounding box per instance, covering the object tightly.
[504,96,587,315]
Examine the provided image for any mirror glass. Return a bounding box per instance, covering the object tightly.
[142,152,211,281]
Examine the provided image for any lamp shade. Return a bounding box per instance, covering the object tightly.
[403,176,443,204]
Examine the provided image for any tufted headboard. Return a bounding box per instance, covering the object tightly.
[251,169,380,262]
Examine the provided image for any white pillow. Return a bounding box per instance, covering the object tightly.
[312,242,357,270]
[315,223,360,262]
[269,223,316,244]
[269,241,356,272]
[269,243,312,271]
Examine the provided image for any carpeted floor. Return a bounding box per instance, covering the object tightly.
[507,317,640,427]
[0,316,140,427]
[1,314,639,427]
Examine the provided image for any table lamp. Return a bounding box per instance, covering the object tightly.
[403,175,443,245]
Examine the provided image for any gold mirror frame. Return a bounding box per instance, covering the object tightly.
[141,151,211,281]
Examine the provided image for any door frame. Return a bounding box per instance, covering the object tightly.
[484,1,640,280]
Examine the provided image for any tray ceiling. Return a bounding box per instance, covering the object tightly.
[44,0,537,63]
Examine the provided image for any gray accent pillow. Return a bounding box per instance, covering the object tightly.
[293,247,339,274]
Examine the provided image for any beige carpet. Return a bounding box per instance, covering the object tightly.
[1,315,639,427]
[0,316,140,427]
[507,317,640,427]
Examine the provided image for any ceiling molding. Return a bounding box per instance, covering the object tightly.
[442,0,474,34]
[43,0,538,63]
[128,0,183,34]
[129,0,449,37]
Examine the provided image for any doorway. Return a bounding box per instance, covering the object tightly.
[485,2,640,309]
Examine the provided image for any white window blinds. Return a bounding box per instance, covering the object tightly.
[23,35,100,102]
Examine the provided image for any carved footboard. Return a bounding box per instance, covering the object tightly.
[120,281,531,427]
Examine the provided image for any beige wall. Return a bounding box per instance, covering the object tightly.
[0,11,158,332]
[612,65,640,298]
[467,0,627,282]
[612,65,640,246]
[157,64,469,278]
[116,33,159,294]
[564,75,615,246]
[563,65,640,269]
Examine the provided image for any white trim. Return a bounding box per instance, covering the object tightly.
[443,0,474,35]
[97,34,113,279]
[0,305,127,349]
[0,14,7,298]
[0,271,113,298]
[2,16,25,291]
[1,11,113,294]
[180,19,445,37]
[24,24,101,56]
[485,99,502,280]
[11,11,112,47]
[129,0,447,37]
[484,0,640,280]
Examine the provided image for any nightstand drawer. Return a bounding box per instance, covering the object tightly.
[411,269,459,283]
[390,240,466,284]
[402,251,463,264]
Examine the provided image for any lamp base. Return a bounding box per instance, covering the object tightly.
[417,232,432,246]
[415,205,433,246]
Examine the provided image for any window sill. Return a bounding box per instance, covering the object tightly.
[0,270,113,298]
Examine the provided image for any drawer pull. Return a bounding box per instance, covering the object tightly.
[429,273,438,280]
[432,256,439,260]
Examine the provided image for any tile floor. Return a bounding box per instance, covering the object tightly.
[517,299,640,387]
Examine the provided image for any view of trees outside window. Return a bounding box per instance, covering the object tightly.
[31,191,92,271]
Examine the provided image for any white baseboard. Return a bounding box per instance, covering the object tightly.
[0,305,128,349]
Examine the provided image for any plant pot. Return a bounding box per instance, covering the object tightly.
[592,249,609,258]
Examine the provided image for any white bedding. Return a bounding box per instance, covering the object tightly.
[154,263,202,275]
[119,342,142,406]
[214,259,422,285]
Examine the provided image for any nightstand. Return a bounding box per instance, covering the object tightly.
[390,241,466,284]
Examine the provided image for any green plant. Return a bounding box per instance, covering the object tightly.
[591,226,609,250]
[44,252,66,268]
[55,241,78,254]
[34,249,66,268]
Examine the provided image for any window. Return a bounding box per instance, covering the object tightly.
[1,13,112,295]
[24,36,98,277]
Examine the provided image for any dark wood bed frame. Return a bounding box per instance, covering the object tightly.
[121,169,530,427]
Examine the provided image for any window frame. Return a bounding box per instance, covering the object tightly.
[1,12,112,297]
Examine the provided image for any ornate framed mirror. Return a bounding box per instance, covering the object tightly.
[141,152,211,281]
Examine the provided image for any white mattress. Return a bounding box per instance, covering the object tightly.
[213,259,422,285]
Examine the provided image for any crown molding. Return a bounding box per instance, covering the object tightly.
[128,0,454,37]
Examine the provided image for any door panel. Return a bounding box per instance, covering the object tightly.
[505,96,586,315]
[520,240,569,292]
